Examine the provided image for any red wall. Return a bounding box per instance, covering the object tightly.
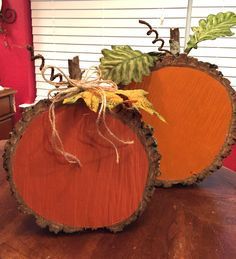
[223,145,236,171]
[0,0,36,120]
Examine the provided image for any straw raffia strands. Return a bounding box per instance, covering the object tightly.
[41,65,134,167]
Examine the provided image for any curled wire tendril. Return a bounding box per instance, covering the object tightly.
[139,20,173,55]
[27,45,63,84]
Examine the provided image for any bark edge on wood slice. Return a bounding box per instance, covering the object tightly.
[126,53,236,187]
[2,100,160,233]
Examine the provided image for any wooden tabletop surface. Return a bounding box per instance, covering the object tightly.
[0,140,235,259]
[0,88,17,98]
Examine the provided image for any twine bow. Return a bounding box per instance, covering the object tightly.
[41,65,134,166]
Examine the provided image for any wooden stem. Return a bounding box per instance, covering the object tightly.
[68,56,83,80]
[169,28,180,55]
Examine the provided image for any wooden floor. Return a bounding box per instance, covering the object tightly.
[0,140,236,259]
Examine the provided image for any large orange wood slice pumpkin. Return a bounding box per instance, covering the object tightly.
[3,100,160,233]
[127,54,236,187]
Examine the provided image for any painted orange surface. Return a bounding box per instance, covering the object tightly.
[12,104,149,228]
[128,66,232,182]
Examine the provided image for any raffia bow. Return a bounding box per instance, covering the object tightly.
[41,65,134,167]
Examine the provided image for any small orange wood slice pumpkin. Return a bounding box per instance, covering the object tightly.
[3,100,160,233]
[126,54,236,187]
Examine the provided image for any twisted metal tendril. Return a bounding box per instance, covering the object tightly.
[27,45,63,84]
[139,20,173,55]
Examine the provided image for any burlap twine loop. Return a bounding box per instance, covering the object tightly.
[41,65,134,167]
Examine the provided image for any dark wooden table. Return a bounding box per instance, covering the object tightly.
[0,89,17,140]
[0,140,235,259]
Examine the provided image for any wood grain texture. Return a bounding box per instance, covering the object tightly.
[3,101,160,233]
[0,140,236,259]
[126,54,236,187]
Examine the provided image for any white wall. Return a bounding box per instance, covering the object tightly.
[30,0,236,100]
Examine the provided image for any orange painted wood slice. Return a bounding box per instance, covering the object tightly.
[127,54,236,187]
[3,101,160,233]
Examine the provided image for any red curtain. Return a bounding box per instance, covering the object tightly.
[0,0,36,120]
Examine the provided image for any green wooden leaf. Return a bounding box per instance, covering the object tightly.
[99,45,157,85]
[185,12,236,54]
